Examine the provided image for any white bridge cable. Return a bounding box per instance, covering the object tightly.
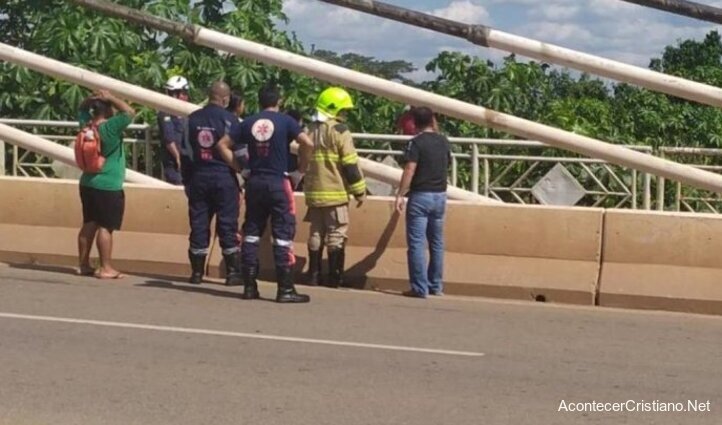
[316,0,722,109]
[61,0,722,194]
[0,42,493,203]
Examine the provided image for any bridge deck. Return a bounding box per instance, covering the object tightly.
[0,264,719,424]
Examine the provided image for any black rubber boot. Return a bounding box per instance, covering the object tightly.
[223,252,243,286]
[327,247,345,288]
[276,266,310,303]
[305,249,322,286]
[241,266,260,300]
[188,252,206,284]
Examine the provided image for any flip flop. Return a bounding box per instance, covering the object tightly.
[94,271,125,280]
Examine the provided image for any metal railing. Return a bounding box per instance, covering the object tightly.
[2,119,721,212]
[0,119,154,178]
[656,148,722,213]
[353,134,722,212]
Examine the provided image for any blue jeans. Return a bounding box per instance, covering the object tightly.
[406,192,447,296]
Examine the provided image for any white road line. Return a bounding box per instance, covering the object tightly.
[0,312,484,358]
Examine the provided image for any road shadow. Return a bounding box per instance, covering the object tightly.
[7,262,80,276]
[6,263,187,283]
[137,279,276,302]
[344,211,401,290]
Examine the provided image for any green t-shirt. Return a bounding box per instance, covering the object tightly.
[78,111,132,191]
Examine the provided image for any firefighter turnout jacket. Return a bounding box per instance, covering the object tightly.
[304,118,366,207]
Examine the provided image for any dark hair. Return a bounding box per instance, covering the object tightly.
[88,99,114,119]
[286,109,303,123]
[412,106,434,129]
[227,93,244,113]
[258,85,281,109]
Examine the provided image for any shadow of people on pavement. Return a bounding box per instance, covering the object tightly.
[344,211,401,290]
[8,262,80,276]
[138,279,276,302]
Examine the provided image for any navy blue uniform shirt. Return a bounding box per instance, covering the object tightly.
[229,110,302,177]
[188,104,236,173]
[157,112,187,167]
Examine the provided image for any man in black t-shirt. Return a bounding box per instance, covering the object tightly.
[395,107,451,298]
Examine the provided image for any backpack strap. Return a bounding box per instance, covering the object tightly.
[92,119,122,158]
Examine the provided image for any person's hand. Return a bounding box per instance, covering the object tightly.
[289,170,304,189]
[94,89,113,101]
[354,192,366,208]
[395,195,405,213]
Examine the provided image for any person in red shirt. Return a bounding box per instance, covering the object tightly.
[396,105,417,136]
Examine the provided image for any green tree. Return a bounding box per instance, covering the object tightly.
[0,0,309,120]
[312,49,416,83]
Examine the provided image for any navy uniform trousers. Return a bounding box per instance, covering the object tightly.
[241,174,296,268]
[188,170,240,256]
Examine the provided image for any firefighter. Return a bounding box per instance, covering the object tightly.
[302,87,366,287]
[186,81,242,286]
[218,85,315,303]
[157,76,191,187]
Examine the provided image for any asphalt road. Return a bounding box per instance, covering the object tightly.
[0,263,720,425]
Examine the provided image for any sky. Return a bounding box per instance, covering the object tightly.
[281,0,722,81]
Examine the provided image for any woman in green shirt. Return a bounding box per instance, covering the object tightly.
[77,90,136,279]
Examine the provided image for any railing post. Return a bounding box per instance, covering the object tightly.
[483,158,490,197]
[0,139,5,176]
[631,169,637,209]
[144,125,152,175]
[451,155,458,187]
[131,139,139,170]
[12,145,18,176]
[675,181,682,212]
[657,176,665,211]
[471,143,479,194]
[643,173,651,210]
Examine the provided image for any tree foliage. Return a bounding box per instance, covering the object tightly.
[312,49,415,84]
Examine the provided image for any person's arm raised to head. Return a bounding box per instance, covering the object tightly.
[96,90,136,118]
[92,90,135,143]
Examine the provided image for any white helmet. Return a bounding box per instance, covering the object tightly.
[165,76,189,91]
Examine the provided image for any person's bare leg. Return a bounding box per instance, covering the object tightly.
[77,222,98,275]
[95,227,124,279]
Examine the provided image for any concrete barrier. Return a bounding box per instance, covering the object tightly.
[0,177,192,276]
[599,209,722,315]
[329,200,604,304]
[6,176,722,314]
[0,177,603,305]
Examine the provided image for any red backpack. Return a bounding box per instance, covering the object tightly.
[74,122,105,173]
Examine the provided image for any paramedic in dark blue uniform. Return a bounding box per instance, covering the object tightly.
[158,76,191,186]
[218,85,315,303]
[186,81,242,286]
